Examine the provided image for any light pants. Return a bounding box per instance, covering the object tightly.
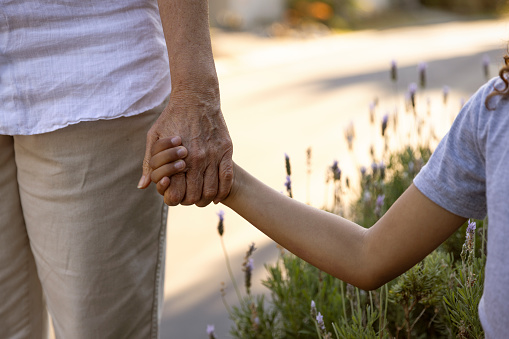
[0,105,168,339]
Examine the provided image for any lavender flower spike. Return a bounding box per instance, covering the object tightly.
[381,113,389,136]
[217,210,225,236]
[331,160,341,181]
[246,258,254,272]
[207,324,216,339]
[360,166,366,177]
[310,300,317,318]
[285,175,292,192]
[284,153,291,176]
[316,312,325,330]
[466,220,476,241]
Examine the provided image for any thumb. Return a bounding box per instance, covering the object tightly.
[138,132,158,189]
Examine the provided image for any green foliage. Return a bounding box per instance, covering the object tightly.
[230,295,280,338]
[388,251,453,338]
[222,144,487,338]
[262,254,345,338]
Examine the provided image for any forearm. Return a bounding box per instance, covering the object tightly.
[223,164,466,290]
[157,0,219,92]
[223,165,374,290]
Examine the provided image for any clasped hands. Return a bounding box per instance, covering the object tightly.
[137,90,234,207]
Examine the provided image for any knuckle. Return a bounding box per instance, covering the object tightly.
[202,188,216,201]
[188,150,207,165]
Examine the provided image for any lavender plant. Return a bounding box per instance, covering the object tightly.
[211,58,487,339]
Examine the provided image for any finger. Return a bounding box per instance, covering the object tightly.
[151,136,182,156]
[151,160,186,183]
[180,165,205,206]
[138,131,158,189]
[196,165,218,208]
[213,155,234,204]
[164,173,186,206]
[157,177,171,196]
[149,146,188,171]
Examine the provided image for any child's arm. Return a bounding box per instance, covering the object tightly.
[150,138,467,290]
[223,164,467,290]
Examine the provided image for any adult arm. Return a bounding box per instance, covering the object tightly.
[223,164,466,290]
[138,0,233,207]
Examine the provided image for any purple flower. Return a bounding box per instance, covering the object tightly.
[331,160,341,181]
[284,175,293,198]
[443,85,450,105]
[285,153,291,176]
[217,210,225,236]
[381,113,389,136]
[466,220,476,241]
[360,166,366,177]
[310,300,317,318]
[207,324,216,339]
[375,194,385,217]
[246,258,254,272]
[371,161,378,175]
[363,190,371,203]
[316,312,325,330]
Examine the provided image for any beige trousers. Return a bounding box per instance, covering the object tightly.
[0,105,168,339]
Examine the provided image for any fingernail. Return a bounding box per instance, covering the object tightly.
[177,147,186,157]
[175,160,185,170]
[137,175,147,189]
[171,136,180,145]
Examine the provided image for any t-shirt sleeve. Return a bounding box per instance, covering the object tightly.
[413,84,488,220]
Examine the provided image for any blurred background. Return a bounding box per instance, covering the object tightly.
[161,1,509,338]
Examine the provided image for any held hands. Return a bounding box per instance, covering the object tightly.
[147,137,236,205]
[138,89,234,207]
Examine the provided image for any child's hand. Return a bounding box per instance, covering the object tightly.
[149,137,188,196]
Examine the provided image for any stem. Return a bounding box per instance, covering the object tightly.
[378,287,383,338]
[384,284,389,333]
[220,237,242,303]
[340,282,347,320]
[221,290,233,318]
[409,306,428,334]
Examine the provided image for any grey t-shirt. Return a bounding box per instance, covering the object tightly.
[414,76,509,338]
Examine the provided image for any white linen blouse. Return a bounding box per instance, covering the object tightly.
[0,0,171,135]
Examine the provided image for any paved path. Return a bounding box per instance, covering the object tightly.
[161,17,508,338]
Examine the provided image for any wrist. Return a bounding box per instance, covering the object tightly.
[222,162,242,208]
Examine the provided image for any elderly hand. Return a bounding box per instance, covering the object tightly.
[138,87,233,207]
